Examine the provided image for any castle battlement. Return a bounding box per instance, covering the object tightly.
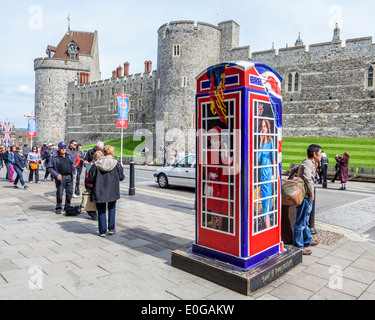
[35,20,375,149]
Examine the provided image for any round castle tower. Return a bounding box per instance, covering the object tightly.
[34,30,100,146]
[34,58,86,145]
[155,21,222,155]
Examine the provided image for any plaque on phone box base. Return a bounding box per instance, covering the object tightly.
[171,245,302,296]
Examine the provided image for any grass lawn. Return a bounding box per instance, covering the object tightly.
[82,136,150,159]
[82,136,374,170]
[282,137,375,170]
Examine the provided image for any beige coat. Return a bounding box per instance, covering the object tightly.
[288,158,317,200]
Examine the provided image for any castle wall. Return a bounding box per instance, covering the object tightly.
[65,71,157,147]
[252,37,375,138]
[40,21,375,162]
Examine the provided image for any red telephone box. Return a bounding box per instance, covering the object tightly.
[193,61,284,269]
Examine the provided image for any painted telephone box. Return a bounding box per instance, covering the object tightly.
[193,61,284,269]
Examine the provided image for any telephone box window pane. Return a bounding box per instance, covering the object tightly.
[200,98,236,235]
[253,100,279,235]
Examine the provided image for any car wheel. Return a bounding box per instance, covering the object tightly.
[158,173,169,188]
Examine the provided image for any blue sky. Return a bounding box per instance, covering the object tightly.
[0,0,374,128]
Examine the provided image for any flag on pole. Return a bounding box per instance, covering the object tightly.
[116,94,129,128]
[27,116,37,137]
[2,122,12,147]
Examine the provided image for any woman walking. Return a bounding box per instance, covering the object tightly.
[335,152,350,190]
[88,145,125,237]
[13,146,28,189]
[7,145,17,182]
[27,146,40,183]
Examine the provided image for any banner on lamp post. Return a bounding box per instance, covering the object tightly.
[27,116,37,137]
[116,94,129,128]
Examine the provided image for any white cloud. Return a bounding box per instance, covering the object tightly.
[17,85,35,95]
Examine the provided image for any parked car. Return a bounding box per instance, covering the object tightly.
[154,155,196,188]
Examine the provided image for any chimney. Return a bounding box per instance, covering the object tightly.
[112,70,117,79]
[117,65,123,78]
[124,62,130,76]
[86,72,90,83]
[144,60,152,73]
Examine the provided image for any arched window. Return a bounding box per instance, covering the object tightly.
[368,66,373,87]
[294,73,299,92]
[288,73,293,92]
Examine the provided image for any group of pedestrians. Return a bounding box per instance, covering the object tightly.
[46,140,125,237]
[0,140,125,237]
[0,143,57,188]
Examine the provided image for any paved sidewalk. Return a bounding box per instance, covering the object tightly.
[0,168,375,300]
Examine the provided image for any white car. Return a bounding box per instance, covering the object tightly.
[154,155,196,188]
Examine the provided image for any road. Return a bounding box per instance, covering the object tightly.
[120,168,195,215]
[122,167,375,243]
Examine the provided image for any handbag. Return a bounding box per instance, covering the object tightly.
[281,177,306,206]
[81,191,97,211]
[30,162,38,170]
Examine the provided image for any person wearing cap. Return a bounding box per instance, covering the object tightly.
[47,142,76,214]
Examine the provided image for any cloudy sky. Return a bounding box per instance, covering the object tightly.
[0,0,374,128]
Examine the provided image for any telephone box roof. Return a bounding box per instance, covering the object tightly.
[196,61,282,82]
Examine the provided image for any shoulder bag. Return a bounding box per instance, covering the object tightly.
[281,177,306,206]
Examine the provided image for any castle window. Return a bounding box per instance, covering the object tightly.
[294,73,299,92]
[287,72,300,93]
[288,74,293,92]
[41,101,45,108]
[368,66,373,87]
[129,113,134,123]
[48,77,51,84]
[182,76,188,87]
[173,44,181,56]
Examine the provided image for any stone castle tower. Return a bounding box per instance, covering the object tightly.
[34,30,101,145]
[155,20,248,153]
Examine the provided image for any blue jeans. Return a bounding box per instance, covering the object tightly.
[14,167,25,186]
[293,198,313,248]
[96,201,117,235]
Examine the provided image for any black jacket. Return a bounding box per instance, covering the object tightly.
[14,152,27,170]
[88,156,125,203]
[47,152,76,179]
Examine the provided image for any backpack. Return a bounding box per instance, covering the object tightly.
[65,205,81,216]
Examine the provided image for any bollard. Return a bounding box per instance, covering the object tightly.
[129,159,135,196]
[309,186,317,234]
[322,163,328,188]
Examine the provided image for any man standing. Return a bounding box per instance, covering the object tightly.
[47,142,76,214]
[288,144,321,255]
[83,141,104,164]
